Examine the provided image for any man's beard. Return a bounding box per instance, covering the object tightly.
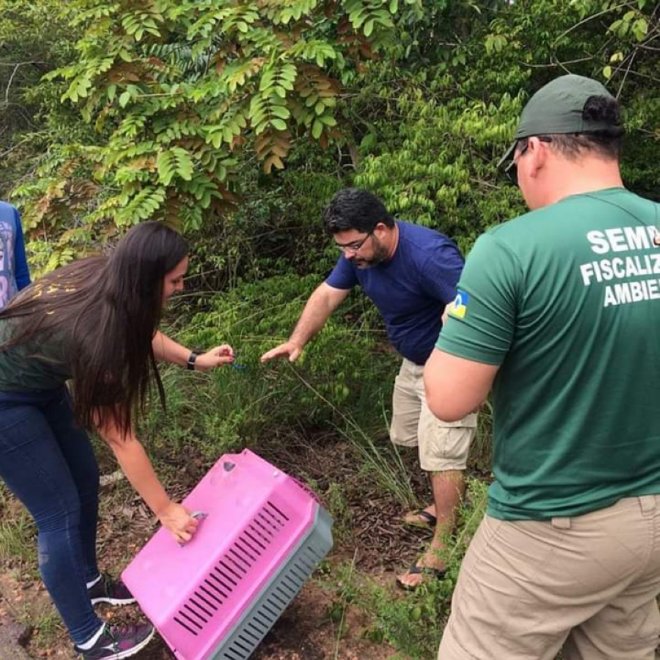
[351,239,390,269]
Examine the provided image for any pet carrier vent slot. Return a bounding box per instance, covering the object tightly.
[239,629,259,645]
[216,555,243,587]
[260,601,280,620]
[244,526,269,550]
[248,616,270,634]
[291,559,309,574]
[183,603,209,625]
[225,555,248,575]
[173,616,199,636]
[174,609,204,635]
[208,572,232,596]
[288,565,307,582]
[254,611,272,626]
[216,562,240,585]
[265,501,290,523]
[291,559,312,576]
[230,638,251,655]
[194,589,220,612]
[226,549,253,571]
[303,545,325,563]
[267,592,286,609]
[254,513,279,536]
[231,539,258,563]
[282,574,300,592]
[251,517,276,540]
[221,651,241,660]
[200,584,224,606]
[189,595,215,618]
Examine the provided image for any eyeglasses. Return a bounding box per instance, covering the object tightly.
[503,136,553,185]
[335,231,373,254]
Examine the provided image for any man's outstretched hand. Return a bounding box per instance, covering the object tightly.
[260,341,303,363]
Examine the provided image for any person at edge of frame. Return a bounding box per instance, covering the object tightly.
[425,74,660,659]
[0,200,31,309]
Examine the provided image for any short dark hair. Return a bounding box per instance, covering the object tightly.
[545,95,624,160]
[323,188,395,234]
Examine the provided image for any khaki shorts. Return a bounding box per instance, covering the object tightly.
[439,495,660,660]
[389,358,476,472]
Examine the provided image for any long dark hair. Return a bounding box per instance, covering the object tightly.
[0,222,189,434]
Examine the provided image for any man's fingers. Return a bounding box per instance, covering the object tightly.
[261,346,287,362]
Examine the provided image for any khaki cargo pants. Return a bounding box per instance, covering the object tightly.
[390,358,476,472]
[438,494,660,659]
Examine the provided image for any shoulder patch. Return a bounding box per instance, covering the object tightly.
[447,290,469,319]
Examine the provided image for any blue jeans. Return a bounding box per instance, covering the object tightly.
[0,387,103,644]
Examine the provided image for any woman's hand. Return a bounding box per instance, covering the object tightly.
[194,344,235,371]
[152,332,235,371]
[157,501,200,545]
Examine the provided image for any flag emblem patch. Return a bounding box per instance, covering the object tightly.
[448,290,469,319]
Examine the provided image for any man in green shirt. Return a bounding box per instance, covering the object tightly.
[425,74,660,659]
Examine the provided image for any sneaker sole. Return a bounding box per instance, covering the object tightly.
[90,596,137,606]
[82,625,155,660]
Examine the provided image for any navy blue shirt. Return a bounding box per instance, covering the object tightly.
[326,221,464,365]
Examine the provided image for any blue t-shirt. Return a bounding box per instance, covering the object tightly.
[0,202,30,310]
[326,221,464,364]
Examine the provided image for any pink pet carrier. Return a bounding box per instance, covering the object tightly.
[122,449,333,660]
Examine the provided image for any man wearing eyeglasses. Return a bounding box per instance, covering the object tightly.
[425,74,660,659]
[261,187,476,590]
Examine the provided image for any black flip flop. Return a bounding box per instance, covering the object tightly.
[396,563,446,591]
[402,508,437,530]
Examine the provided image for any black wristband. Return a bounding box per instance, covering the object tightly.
[186,351,198,371]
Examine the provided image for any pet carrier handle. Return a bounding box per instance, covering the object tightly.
[177,511,208,548]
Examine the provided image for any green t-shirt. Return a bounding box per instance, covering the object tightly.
[0,319,72,391]
[436,188,660,520]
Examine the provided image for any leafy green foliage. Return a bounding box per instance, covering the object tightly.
[7,0,658,272]
[0,0,92,199]
[350,0,658,252]
[14,0,422,250]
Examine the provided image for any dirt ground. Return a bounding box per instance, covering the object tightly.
[0,432,437,659]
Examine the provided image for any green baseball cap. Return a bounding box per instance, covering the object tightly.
[498,74,618,167]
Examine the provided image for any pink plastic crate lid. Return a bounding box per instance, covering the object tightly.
[122,449,317,659]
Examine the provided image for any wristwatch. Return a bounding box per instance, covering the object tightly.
[186,351,199,370]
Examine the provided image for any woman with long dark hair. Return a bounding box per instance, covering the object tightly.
[0,222,234,659]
